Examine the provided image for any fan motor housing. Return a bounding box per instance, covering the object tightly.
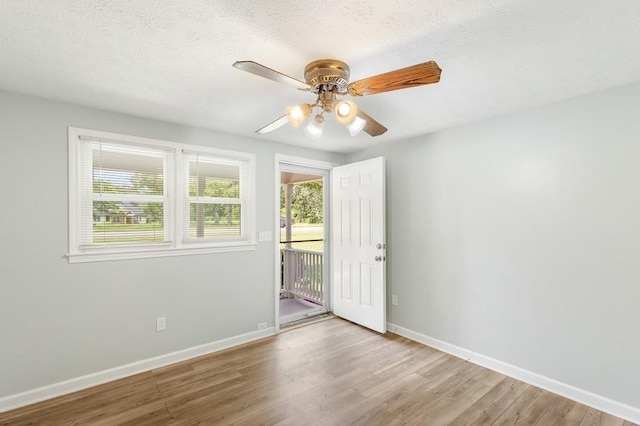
[304,59,350,93]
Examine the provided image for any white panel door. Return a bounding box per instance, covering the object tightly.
[331,157,386,333]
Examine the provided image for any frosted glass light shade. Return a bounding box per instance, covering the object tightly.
[285,104,311,127]
[346,116,367,136]
[305,115,324,138]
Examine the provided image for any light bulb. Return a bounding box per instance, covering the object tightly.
[334,100,358,125]
[290,107,303,119]
[336,102,352,117]
[285,104,311,127]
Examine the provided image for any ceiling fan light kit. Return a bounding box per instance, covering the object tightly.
[233,58,442,138]
[285,104,311,127]
[346,116,367,136]
[334,100,366,136]
[334,100,358,124]
[305,114,325,138]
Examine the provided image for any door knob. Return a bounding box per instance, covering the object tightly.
[375,255,383,262]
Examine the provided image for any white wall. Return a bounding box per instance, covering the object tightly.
[3,80,640,415]
[349,81,640,410]
[0,90,345,398]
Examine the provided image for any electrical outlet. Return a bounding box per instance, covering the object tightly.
[391,295,398,306]
[156,317,166,332]
[257,322,267,330]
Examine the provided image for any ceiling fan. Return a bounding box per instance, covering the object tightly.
[232,58,442,138]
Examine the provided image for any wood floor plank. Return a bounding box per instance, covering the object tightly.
[230,398,306,426]
[353,349,446,399]
[448,377,528,425]
[514,388,558,425]
[0,373,161,426]
[387,358,485,423]
[362,338,433,375]
[416,368,506,425]
[285,387,369,424]
[536,398,586,425]
[492,384,545,425]
[0,318,635,426]
[580,408,627,426]
[363,371,434,412]
[315,393,405,426]
[560,402,591,425]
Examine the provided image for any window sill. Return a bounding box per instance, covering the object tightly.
[67,243,257,263]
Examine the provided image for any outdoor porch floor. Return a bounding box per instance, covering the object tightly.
[279,297,322,318]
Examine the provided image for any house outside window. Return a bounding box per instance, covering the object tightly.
[68,127,255,263]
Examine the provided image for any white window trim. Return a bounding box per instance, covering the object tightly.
[68,127,256,263]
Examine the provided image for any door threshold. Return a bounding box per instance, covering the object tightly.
[280,312,335,332]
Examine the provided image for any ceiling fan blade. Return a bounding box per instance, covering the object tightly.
[357,109,387,137]
[233,61,310,90]
[256,115,289,134]
[347,61,442,97]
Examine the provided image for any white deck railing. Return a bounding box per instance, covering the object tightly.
[281,248,323,305]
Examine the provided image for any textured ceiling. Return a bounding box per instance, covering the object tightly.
[1,1,639,153]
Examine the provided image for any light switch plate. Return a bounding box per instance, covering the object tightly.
[156,317,166,332]
[258,231,272,242]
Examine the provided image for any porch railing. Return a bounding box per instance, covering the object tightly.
[281,247,323,305]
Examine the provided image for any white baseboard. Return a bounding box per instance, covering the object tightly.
[387,322,640,425]
[0,327,275,413]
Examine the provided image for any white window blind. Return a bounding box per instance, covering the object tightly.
[79,138,172,247]
[182,151,249,242]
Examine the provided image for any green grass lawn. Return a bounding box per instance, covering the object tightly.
[93,221,240,243]
[92,234,166,244]
[93,222,163,231]
[93,221,325,250]
[280,224,324,252]
[94,221,240,231]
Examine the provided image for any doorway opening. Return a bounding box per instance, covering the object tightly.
[278,164,329,327]
[275,156,386,334]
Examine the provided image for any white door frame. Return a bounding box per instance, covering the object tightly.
[274,154,337,333]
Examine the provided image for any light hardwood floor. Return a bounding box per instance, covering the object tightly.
[0,318,635,425]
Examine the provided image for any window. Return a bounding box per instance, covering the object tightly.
[68,127,255,263]
[183,152,247,242]
[84,140,172,247]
